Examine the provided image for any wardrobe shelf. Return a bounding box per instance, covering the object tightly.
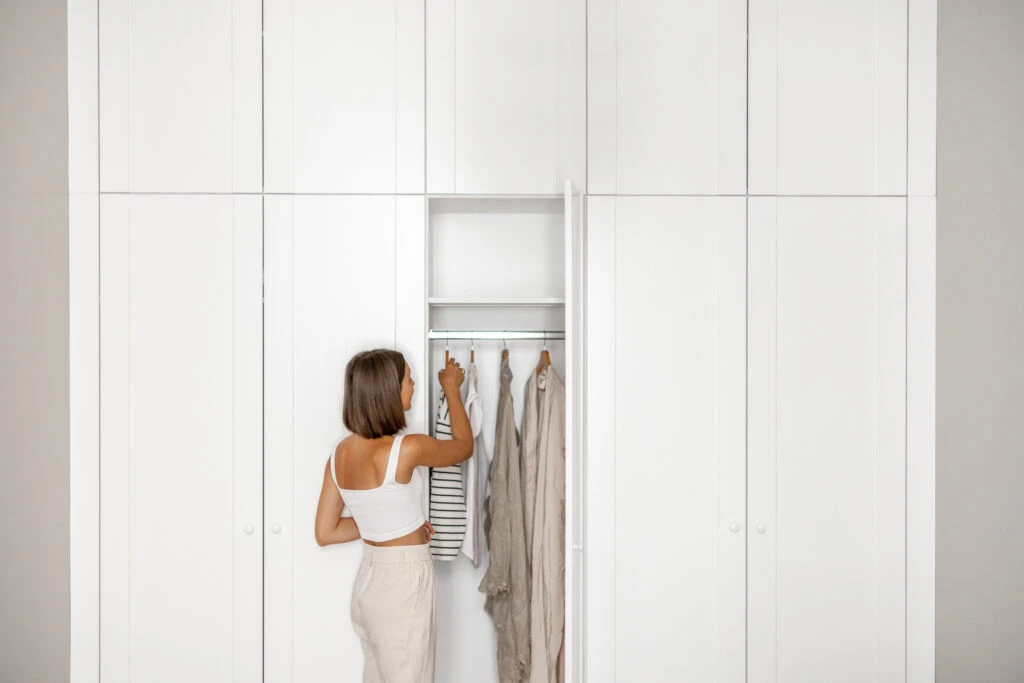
[428,297,566,307]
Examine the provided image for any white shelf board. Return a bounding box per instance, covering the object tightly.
[428,297,566,307]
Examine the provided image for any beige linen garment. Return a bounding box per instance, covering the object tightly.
[350,543,436,683]
[479,356,531,681]
[519,369,541,571]
[528,365,566,683]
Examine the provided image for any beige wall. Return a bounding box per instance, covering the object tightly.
[937,1,1024,681]
[0,1,71,681]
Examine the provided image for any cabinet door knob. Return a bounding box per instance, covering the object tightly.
[243,524,255,535]
[271,523,282,535]
[756,522,767,534]
[729,522,741,533]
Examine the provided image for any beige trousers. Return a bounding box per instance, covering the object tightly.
[351,543,436,683]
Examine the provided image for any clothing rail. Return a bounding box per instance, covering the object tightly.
[427,329,565,341]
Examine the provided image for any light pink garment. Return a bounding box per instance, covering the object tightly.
[528,365,566,683]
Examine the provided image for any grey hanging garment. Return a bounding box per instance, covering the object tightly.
[479,355,530,681]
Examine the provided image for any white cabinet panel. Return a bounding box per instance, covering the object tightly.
[748,198,907,683]
[586,197,746,682]
[396,196,429,435]
[907,196,935,683]
[427,0,585,194]
[583,197,616,681]
[99,0,261,192]
[99,195,263,682]
[908,0,937,197]
[264,1,424,193]
[564,181,585,683]
[588,0,746,194]
[749,0,907,195]
[264,196,401,683]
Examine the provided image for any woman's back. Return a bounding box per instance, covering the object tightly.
[330,433,427,543]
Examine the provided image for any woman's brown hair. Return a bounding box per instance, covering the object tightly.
[342,349,408,439]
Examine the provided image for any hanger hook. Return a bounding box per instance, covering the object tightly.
[542,330,547,351]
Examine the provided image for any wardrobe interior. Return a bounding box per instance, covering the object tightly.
[427,196,569,681]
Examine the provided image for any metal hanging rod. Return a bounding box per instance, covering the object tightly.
[428,329,565,341]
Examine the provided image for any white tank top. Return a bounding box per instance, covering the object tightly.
[330,434,427,542]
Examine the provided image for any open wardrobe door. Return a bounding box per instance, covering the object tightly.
[564,179,585,682]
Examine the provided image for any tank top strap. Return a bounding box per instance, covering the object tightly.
[329,448,342,492]
[383,434,405,485]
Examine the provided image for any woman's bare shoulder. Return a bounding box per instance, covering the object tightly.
[334,433,362,456]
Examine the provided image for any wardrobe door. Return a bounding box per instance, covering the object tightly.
[748,0,907,195]
[426,0,586,194]
[263,0,424,193]
[564,181,585,682]
[748,198,907,683]
[99,195,263,682]
[588,0,746,194]
[98,0,261,192]
[585,197,746,683]
[265,196,427,683]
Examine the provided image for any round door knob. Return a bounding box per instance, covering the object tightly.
[271,523,282,535]
[243,524,255,535]
[729,522,740,533]
[756,522,767,534]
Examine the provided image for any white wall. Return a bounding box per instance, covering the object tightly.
[0,1,70,682]
[937,2,1024,680]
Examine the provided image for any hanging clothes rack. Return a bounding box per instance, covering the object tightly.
[428,329,565,341]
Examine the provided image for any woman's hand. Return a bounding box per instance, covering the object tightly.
[438,357,465,392]
[424,521,436,543]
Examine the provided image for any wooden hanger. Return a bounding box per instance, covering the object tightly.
[536,332,551,375]
[501,334,508,361]
[470,338,475,363]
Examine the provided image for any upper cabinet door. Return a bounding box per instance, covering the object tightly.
[264,0,425,193]
[749,0,908,195]
[99,195,263,682]
[99,0,261,193]
[427,0,586,195]
[588,0,747,195]
[748,198,907,683]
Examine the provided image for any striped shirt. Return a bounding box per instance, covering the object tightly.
[429,391,467,560]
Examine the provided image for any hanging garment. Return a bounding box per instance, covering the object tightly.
[479,356,530,682]
[519,369,541,571]
[528,364,567,683]
[428,391,467,560]
[351,543,436,683]
[461,363,489,567]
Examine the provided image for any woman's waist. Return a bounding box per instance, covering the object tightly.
[360,540,431,564]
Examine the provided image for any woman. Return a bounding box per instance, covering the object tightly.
[314,348,474,682]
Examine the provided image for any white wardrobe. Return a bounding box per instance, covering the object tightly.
[70,1,936,682]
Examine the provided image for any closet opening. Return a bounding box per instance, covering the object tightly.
[425,195,569,682]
